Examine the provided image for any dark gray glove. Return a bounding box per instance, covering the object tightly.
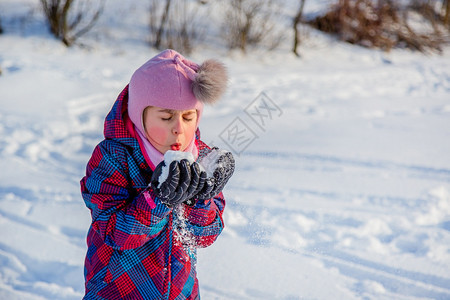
[150,159,206,206]
[196,150,235,200]
[183,162,207,206]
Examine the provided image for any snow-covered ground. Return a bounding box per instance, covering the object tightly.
[1,1,449,299]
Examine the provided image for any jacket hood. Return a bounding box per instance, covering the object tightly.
[104,85,137,146]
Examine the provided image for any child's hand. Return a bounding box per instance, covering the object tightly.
[150,160,206,207]
[196,150,235,200]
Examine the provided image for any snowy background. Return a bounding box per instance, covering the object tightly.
[1,0,450,299]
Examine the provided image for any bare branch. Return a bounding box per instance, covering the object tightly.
[40,0,104,46]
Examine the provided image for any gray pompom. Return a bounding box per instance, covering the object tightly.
[192,59,228,104]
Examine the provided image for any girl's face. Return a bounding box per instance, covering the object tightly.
[143,106,198,154]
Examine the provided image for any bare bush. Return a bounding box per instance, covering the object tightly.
[308,0,449,53]
[410,0,449,27]
[149,0,207,54]
[40,0,104,46]
[221,0,284,52]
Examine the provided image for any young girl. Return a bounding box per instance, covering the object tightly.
[81,49,234,299]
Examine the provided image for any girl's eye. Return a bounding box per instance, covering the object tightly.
[160,113,194,121]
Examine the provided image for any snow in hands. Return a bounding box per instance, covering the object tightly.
[158,148,234,185]
[198,148,232,178]
[196,148,235,200]
[152,148,235,205]
[157,150,196,188]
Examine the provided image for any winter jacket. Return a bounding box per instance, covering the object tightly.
[80,86,225,299]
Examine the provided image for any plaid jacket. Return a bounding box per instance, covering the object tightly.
[81,86,225,299]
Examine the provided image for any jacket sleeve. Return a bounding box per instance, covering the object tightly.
[183,192,226,248]
[81,141,171,251]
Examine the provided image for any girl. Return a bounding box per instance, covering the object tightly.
[81,49,234,299]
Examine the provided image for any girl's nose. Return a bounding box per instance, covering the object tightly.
[172,117,183,135]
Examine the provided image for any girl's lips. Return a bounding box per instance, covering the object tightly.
[170,143,181,151]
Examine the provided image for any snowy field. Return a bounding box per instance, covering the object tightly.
[1,1,450,299]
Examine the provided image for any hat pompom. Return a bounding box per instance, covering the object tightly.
[192,59,228,104]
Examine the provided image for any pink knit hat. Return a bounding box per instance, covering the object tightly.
[128,49,228,134]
